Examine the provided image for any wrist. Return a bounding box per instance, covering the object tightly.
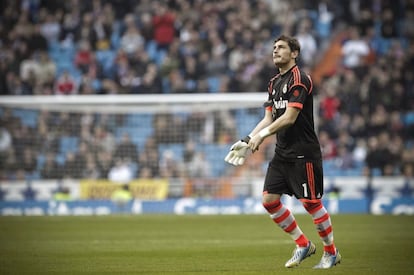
[241,135,251,143]
[259,127,271,138]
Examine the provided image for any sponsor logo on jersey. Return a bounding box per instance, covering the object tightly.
[282,84,288,94]
[273,97,288,109]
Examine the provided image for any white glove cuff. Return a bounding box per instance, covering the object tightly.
[242,135,251,143]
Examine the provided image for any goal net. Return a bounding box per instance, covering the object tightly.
[0,93,269,200]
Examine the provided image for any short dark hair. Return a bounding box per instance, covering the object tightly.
[274,35,301,55]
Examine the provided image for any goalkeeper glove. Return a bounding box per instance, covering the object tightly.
[224,136,251,166]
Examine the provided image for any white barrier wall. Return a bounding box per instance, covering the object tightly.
[1,176,413,201]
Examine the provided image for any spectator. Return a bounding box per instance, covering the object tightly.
[111,184,133,213]
[35,51,56,87]
[59,12,80,48]
[108,158,134,183]
[138,12,153,42]
[82,154,101,179]
[39,13,61,44]
[0,126,12,169]
[187,151,211,178]
[334,145,355,170]
[120,16,144,56]
[91,125,116,154]
[27,24,49,53]
[352,138,367,166]
[19,53,39,94]
[96,150,113,179]
[93,12,113,51]
[62,152,79,179]
[319,130,337,159]
[341,26,370,71]
[40,153,62,179]
[113,133,139,163]
[159,149,184,178]
[380,8,398,39]
[21,181,37,200]
[54,70,77,95]
[153,113,185,144]
[295,17,318,67]
[138,137,160,178]
[402,147,414,177]
[21,148,37,177]
[74,40,93,74]
[364,135,394,176]
[134,63,163,94]
[1,147,18,180]
[53,186,71,201]
[152,2,176,50]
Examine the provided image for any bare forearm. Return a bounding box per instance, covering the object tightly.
[248,107,299,151]
[249,117,273,137]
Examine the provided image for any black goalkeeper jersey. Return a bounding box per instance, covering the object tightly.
[265,65,322,161]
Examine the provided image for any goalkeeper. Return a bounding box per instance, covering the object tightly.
[225,35,341,269]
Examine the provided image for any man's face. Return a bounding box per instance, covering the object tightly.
[272,40,297,67]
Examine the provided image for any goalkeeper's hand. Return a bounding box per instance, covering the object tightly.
[224,139,250,166]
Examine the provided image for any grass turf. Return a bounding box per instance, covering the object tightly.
[0,214,413,274]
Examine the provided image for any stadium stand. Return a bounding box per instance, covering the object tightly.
[0,0,413,199]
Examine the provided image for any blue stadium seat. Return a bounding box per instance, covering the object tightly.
[158,143,185,161]
[234,109,261,137]
[162,78,170,93]
[36,154,46,170]
[129,162,138,178]
[371,37,392,55]
[323,159,339,177]
[12,109,38,128]
[404,112,414,126]
[48,40,61,52]
[201,144,229,177]
[56,60,76,76]
[115,127,151,149]
[155,49,167,66]
[371,168,382,177]
[92,79,102,91]
[95,50,116,77]
[207,77,220,93]
[55,153,66,165]
[125,114,153,127]
[344,167,363,176]
[27,171,40,180]
[59,136,79,155]
[146,40,158,61]
[110,20,122,49]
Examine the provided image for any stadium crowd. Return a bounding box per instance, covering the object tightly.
[0,0,413,183]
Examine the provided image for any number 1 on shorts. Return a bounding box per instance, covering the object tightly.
[302,183,308,197]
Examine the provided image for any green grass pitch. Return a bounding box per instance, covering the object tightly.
[1,214,413,274]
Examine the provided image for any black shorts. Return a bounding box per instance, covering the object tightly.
[263,155,324,200]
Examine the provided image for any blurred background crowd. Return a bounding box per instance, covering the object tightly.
[0,0,413,183]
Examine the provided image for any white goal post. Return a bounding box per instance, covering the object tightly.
[0,93,265,113]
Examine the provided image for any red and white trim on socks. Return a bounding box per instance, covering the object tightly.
[303,201,336,255]
[263,199,309,247]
